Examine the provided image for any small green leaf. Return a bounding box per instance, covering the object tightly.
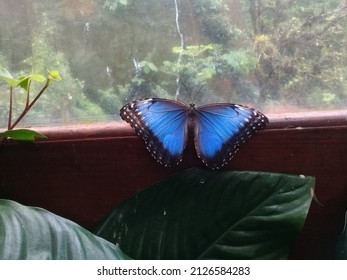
[47,70,62,81]
[18,74,48,90]
[147,62,158,72]
[17,76,31,91]
[30,74,46,82]
[18,74,47,90]
[198,68,215,80]
[172,46,183,54]
[0,68,18,87]
[139,61,158,74]
[0,129,47,142]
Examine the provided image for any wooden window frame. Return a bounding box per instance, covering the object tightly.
[1,110,347,259]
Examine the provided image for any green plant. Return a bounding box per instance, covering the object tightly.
[95,168,314,260]
[104,0,129,11]
[336,210,347,259]
[249,1,347,108]
[0,199,129,259]
[0,69,61,142]
[0,168,315,260]
[162,44,256,84]
[157,44,258,104]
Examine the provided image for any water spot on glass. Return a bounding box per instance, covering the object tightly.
[199,178,206,184]
[84,22,90,32]
[106,66,112,78]
[133,58,141,76]
[118,213,123,222]
[83,22,90,42]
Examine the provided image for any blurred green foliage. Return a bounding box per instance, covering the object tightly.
[0,0,346,125]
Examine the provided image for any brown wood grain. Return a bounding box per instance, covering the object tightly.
[1,111,347,259]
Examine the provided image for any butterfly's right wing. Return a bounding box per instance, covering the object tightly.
[120,98,189,166]
[195,103,268,169]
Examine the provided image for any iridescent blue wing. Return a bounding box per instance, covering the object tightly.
[120,98,189,166]
[194,104,268,169]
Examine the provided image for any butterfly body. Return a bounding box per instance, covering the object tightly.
[120,98,268,169]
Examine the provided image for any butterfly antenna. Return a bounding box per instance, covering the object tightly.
[192,84,205,102]
[181,82,205,102]
[181,82,193,101]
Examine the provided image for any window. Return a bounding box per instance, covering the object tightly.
[0,0,346,127]
[1,1,347,261]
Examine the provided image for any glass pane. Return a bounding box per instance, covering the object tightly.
[0,0,346,127]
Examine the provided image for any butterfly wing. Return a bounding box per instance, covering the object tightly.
[120,98,189,166]
[194,103,268,169]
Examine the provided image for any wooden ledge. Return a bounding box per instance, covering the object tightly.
[11,109,347,142]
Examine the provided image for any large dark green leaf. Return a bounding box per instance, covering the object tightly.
[95,168,314,260]
[0,199,130,260]
[336,211,347,259]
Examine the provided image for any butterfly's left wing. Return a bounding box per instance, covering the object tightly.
[194,104,268,169]
[120,98,189,167]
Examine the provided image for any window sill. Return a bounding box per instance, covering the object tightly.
[21,109,347,142]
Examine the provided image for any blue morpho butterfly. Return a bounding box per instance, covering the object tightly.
[120,87,268,169]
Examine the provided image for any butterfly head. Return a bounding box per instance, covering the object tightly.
[189,102,196,110]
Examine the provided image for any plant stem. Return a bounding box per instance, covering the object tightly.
[9,79,50,130]
[8,86,13,130]
[26,80,31,108]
